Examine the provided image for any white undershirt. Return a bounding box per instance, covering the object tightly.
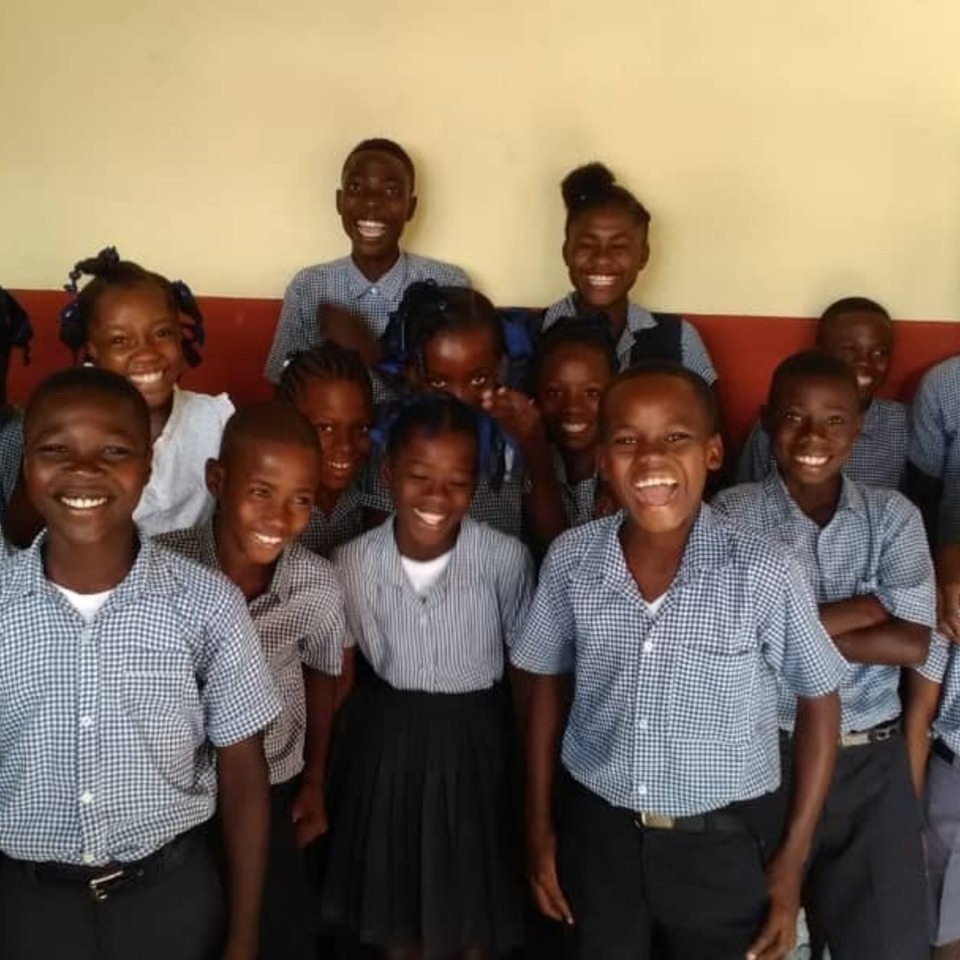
[644,593,668,616]
[53,585,114,623]
[400,550,453,596]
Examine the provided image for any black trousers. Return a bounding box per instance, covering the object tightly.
[0,834,224,960]
[556,773,783,960]
[795,735,928,960]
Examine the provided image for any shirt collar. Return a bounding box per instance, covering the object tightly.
[200,517,295,603]
[763,469,867,524]
[344,251,410,301]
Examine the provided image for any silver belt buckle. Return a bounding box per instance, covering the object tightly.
[839,730,869,748]
[873,725,895,743]
[89,868,126,902]
[638,811,676,829]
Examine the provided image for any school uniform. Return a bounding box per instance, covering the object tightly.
[135,387,234,536]
[297,483,366,557]
[510,507,845,960]
[736,397,910,487]
[542,295,717,382]
[0,410,22,526]
[553,447,598,528]
[0,533,281,960]
[159,522,345,960]
[264,253,470,382]
[321,516,533,958]
[713,472,933,959]
[910,355,960,545]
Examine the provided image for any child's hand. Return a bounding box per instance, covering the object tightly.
[526,825,574,926]
[480,386,542,446]
[745,850,801,960]
[291,780,329,847]
[937,544,960,642]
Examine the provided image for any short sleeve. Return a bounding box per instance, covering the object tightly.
[199,586,282,746]
[918,632,952,684]
[873,496,936,627]
[679,321,717,384]
[264,272,313,383]
[909,363,952,478]
[495,538,535,648]
[299,574,347,675]
[735,420,772,484]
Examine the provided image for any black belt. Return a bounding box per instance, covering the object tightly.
[633,808,750,835]
[933,738,957,766]
[838,719,900,748]
[8,827,201,902]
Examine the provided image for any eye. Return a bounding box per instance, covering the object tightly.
[154,325,177,341]
[384,184,400,198]
[426,377,447,390]
[612,435,637,447]
[249,486,270,498]
[109,335,129,347]
[783,411,803,424]
[826,416,846,428]
[469,374,490,388]
[102,445,132,457]
[345,180,362,194]
[36,443,68,456]
[665,431,692,443]
[544,388,563,401]
[293,495,314,508]
[585,388,602,400]
[871,348,889,361]
[314,423,334,435]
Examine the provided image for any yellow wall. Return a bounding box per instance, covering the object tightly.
[2,1,959,319]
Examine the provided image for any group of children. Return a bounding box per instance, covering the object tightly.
[2,136,960,960]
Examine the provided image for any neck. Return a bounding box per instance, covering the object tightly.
[313,484,344,516]
[43,526,139,593]
[575,293,628,341]
[619,513,695,600]
[351,248,401,283]
[213,519,274,601]
[149,395,175,443]
[782,473,842,528]
[393,518,458,563]
[561,446,598,484]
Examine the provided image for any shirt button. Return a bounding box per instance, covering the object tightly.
[370,287,379,296]
[80,791,94,805]
[638,717,649,731]
[642,641,653,654]
[637,784,648,798]
[80,629,92,643]
[82,852,95,864]
[80,715,94,729]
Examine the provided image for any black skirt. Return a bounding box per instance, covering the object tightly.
[321,675,524,958]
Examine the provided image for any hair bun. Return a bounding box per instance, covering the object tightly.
[561,162,616,211]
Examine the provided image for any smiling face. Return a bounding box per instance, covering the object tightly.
[336,149,416,275]
[599,374,722,537]
[290,377,372,498]
[536,341,613,456]
[385,427,477,561]
[563,204,650,319]
[817,310,893,405]
[414,325,502,408]
[207,438,319,569]
[767,374,862,498]
[24,388,152,547]
[85,282,184,414]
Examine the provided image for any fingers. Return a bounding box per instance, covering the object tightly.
[937,584,960,641]
[746,914,793,960]
[530,874,574,925]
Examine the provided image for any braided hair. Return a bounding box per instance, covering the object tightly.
[276,341,374,408]
[59,247,205,366]
[0,288,33,365]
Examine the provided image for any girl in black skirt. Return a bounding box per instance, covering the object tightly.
[323,394,534,959]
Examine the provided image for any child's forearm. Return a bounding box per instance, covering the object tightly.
[335,646,356,712]
[303,667,337,786]
[778,691,840,867]
[523,673,567,832]
[819,595,889,638]
[903,670,941,797]
[832,619,929,667]
[520,431,567,547]
[217,734,271,960]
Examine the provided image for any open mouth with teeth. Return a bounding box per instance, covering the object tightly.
[326,458,356,473]
[412,508,447,528]
[59,495,108,511]
[560,422,591,436]
[356,220,387,240]
[632,476,679,507]
[794,454,830,468]
[251,532,284,548]
[128,370,166,387]
[583,274,619,290]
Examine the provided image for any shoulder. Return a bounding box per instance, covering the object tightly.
[286,258,352,290]
[460,518,530,572]
[176,389,234,423]
[405,253,469,286]
[153,526,206,564]
[283,541,342,596]
[542,294,577,327]
[849,480,922,528]
[918,356,960,399]
[712,480,771,519]
[144,540,243,617]
[333,521,387,572]
[543,515,619,580]
[700,506,795,578]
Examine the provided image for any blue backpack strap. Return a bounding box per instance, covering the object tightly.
[498,307,545,393]
[628,312,683,366]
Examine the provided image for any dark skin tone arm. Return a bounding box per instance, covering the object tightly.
[217,733,271,960]
[903,670,940,797]
[291,667,337,847]
[819,597,929,667]
[935,544,960,641]
[520,671,574,925]
[335,645,356,712]
[748,691,840,960]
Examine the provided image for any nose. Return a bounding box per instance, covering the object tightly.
[445,384,473,404]
[67,452,105,476]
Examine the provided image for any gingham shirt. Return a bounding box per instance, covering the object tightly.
[134,387,234,537]
[158,522,345,785]
[362,447,525,539]
[298,483,366,557]
[553,448,598,528]
[264,253,470,382]
[334,516,534,693]
[510,507,844,815]
[713,473,934,732]
[0,534,280,865]
[916,634,960,756]
[542,296,717,384]
[909,356,960,545]
[735,398,910,488]
[0,412,23,526]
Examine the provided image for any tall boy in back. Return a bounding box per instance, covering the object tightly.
[511,362,844,959]
[0,367,279,960]
[715,351,933,958]
[264,138,469,382]
[160,402,345,960]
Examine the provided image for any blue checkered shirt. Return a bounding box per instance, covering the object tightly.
[553,448,597,528]
[909,356,960,545]
[510,507,844,815]
[713,473,934,732]
[264,253,470,382]
[0,534,280,865]
[298,483,366,557]
[542,295,717,384]
[334,516,534,693]
[158,521,345,785]
[916,634,960,757]
[735,398,910,489]
[0,412,23,526]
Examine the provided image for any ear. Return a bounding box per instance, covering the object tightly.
[759,404,774,437]
[205,458,225,498]
[637,236,651,272]
[706,434,724,473]
[561,234,572,268]
[335,188,344,216]
[405,194,418,223]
